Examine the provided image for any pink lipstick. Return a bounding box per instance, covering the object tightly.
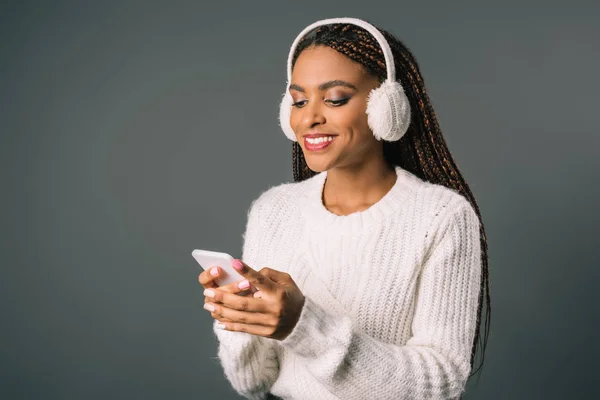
[304,135,337,152]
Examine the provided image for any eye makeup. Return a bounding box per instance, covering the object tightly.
[292,96,351,108]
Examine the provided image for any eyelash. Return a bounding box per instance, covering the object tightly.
[291,98,349,108]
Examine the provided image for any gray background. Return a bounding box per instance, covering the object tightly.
[1,0,598,399]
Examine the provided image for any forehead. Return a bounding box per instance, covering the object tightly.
[291,45,370,86]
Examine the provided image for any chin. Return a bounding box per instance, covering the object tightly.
[308,165,327,174]
[303,157,333,174]
[297,140,337,173]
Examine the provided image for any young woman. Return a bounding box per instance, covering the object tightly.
[199,17,491,400]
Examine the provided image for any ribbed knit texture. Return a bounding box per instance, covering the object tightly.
[213,165,482,400]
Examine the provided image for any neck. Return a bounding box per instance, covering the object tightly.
[322,156,397,216]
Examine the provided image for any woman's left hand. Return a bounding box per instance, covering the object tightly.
[203,259,305,341]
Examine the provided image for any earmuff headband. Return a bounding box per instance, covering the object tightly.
[285,17,396,84]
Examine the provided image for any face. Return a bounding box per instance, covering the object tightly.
[289,45,382,173]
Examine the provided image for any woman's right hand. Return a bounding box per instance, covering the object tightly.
[198,266,260,323]
[198,266,221,290]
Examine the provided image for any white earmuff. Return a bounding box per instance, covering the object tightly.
[279,88,295,141]
[278,17,411,142]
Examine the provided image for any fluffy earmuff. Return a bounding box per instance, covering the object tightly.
[365,79,411,142]
[279,86,295,142]
[279,17,411,143]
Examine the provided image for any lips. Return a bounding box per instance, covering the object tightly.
[304,133,337,138]
[304,135,337,151]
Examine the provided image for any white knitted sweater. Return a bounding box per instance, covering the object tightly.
[212,165,482,400]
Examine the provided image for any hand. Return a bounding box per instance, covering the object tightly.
[198,266,258,324]
[201,259,305,341]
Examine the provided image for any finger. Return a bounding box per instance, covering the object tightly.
[205,302,277,328]
[232,259,276,293]
[219,278,256,295]
[215,321,275,337]
[203,287,267,313]
[204,284,254,313]
[213,316,234,323]
[258,267,292,285]
[198,267,221,289]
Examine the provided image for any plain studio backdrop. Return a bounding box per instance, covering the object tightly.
[1,0,598,399]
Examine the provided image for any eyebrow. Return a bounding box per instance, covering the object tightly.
[289,80,358,93]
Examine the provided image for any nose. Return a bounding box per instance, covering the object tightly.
[299,98,326,129]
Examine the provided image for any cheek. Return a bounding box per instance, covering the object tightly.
[289,108,298,126]
[334,102,371,137]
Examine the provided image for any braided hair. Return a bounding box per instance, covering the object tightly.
[290,22,491,380]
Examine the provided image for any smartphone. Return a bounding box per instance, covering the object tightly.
[191,249,245,287]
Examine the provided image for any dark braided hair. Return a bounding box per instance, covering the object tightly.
[290,22,491,381]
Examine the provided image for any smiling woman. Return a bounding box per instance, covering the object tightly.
[201,17,491,400]
[288,45,385,172]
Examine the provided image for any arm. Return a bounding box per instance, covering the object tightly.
[279,200,482,400]
[212,196,280,399]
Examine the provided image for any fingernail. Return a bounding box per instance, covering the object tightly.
[204,289,214,298]
[215,322,226,330]
[238,279,250,289]
[232,259,243,270]
[203,303,215,312]
[210,267,219,276]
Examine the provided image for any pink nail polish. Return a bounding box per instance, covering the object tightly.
[204,303,215,312]
[210,267,219,276]
[232,259,243,270]
[238,279,250,289]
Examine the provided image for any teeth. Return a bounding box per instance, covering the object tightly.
[306,136,334,144]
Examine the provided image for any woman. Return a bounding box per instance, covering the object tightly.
[199,17,491,400]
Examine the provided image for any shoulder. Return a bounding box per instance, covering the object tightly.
[246,174,320,223]
[424,181,476,217]
[396,167,476,220]
[413,178,480,243]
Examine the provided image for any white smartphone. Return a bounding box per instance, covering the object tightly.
[191,249,245,287]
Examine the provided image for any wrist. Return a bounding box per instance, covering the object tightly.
[280,294,306,341]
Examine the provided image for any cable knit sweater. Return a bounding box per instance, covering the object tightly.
[212,165,482,400]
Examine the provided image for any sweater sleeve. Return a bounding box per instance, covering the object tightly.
[278,200,482,400]
[212,194,280,400]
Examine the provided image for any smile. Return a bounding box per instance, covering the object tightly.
[304,136,337,151]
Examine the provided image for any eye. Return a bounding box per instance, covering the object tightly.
[291,98,350,108]
[291,100,307,108]
[327,98,349,106]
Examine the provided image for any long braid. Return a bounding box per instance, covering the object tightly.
[290,22,491,381]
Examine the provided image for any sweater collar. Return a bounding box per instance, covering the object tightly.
[302,165,416,232]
